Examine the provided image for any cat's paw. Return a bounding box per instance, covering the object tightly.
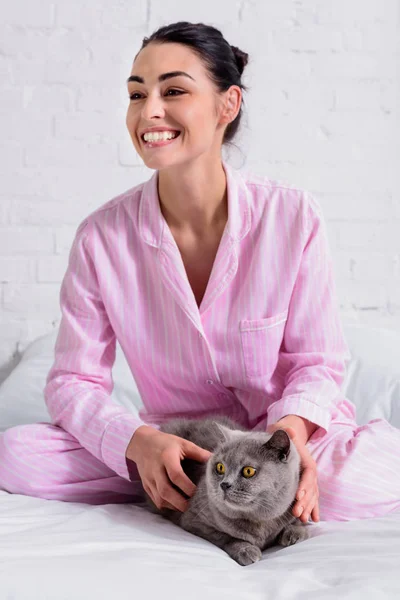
[277,525,310,547]
[225,540,262,566]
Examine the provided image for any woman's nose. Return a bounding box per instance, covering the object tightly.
[141,94,165,120]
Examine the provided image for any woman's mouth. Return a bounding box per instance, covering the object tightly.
[141,130,181,148]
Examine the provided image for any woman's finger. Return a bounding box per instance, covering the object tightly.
[296,468,315,497]
[310,499,320,522]
[294,477,318,514]
[300,493,320,523]
[155,469,189,512]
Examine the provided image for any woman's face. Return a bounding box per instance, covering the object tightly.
[125,42,239,170]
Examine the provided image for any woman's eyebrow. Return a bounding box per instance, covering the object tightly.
[126,71,196,84]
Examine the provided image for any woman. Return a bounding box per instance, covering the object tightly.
[1,21,399,523]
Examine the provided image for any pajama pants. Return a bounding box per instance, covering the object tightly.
[1,409,400,522]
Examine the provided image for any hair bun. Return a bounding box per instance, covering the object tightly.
[230,45,249,75]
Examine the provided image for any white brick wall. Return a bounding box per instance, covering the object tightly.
[0,0,399,375]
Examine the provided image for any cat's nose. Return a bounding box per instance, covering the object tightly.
[220,482,232,492]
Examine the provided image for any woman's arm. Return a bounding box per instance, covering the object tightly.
[271,414,319,446]
[266,192,351,436]
[44,219,147,482]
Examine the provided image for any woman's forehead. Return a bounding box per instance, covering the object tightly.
[132,42,206,78]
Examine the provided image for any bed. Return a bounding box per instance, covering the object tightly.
[1,323,400,599]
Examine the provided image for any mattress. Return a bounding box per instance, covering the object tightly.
[1,323,400,599]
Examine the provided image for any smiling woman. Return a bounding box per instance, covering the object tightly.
[124,22,248,241]
[123,22,249,312]
[2,21,400,535]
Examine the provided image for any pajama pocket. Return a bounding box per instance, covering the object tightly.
[239,309,288,379]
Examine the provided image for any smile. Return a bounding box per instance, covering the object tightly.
[141,131,181,148]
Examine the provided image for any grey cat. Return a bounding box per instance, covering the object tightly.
[143,415,311,566]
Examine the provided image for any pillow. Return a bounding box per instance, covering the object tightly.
[0,324,399,432]
[341,323,400,428]
[0,329,144,433]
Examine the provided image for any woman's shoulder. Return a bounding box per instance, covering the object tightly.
[238,165,323,219]
[88,180,147,220]
[73,176,151,239]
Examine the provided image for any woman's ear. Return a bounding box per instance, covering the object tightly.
[219,85,242,125]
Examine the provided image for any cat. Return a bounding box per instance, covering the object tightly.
[143,415,311,566]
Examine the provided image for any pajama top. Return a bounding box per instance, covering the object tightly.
[44,159,356,483]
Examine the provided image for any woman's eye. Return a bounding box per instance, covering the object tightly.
[129,89,184,101]
[165,89,184,96]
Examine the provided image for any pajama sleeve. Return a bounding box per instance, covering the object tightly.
[43,219,147,481]
[267,193,351,434]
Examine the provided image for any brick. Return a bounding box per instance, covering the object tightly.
[309,52,396,79]
[337,222,400,252]
[0,145,24,169]
[0,56,13,84]
[334,82,396,112]
[335,278,387,310]
[3,283,60,316]
[54,112,122,141]
[0,26,50,58]
[118,137,146,166]
[316,0,399,25]
[320,111,394,142]
[0,2,53,27]
[0,86,24,113]
[0,197,9,225]
[8,197,94,226]
[24,140,118,168]
[350,251,398,281]
[0,228,53,255]
[272,26,343,53]
[23,84,74,113]
[54,227,81,255]
[0,113,52,141]
[253,53,312,81]
[77,85,127,114]
[341,24,398,54]
[0,257,36,283]
[149,0,248,31]
[54,0,147,29]
[319,193,395,221]
[37,255,69,282]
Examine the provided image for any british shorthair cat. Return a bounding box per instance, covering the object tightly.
[143,415,311,565]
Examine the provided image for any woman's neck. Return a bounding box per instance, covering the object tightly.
[157,158,228,238]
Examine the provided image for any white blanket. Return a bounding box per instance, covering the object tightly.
[1,323,400,599]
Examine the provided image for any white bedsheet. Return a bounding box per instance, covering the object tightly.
[1,323,400,599]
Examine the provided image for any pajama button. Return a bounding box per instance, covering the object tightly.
[206,379,214,385]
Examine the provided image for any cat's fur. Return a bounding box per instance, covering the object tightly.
[143,415,310,565]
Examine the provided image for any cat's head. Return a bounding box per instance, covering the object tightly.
[205,425,301,520]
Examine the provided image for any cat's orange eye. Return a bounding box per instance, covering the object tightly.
[242,466,256,478]
[216,462,225,474]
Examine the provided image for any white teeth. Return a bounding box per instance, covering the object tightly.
[143,130,179,142]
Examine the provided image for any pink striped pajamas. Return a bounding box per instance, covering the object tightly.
[1,160,399,520]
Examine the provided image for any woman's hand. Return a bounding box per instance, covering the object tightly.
[266,422,320,523]
[126,425,212,513]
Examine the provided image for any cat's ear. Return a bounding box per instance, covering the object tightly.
[263,429,291,461]
[214,423,244,444]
